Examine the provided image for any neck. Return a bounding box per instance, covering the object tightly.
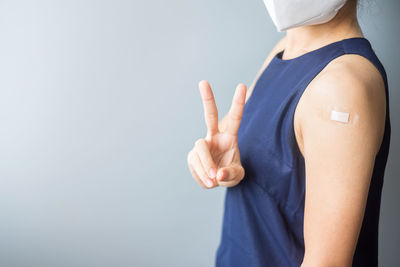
[282,1,364,60]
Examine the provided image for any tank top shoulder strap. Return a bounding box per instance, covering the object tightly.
[340,37,388,89]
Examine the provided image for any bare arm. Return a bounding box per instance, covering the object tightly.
[218,36,287,132]
[298,55,386,266]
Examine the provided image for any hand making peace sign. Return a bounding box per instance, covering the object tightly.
[187,80,247,189]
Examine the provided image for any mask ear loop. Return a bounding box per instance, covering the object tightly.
[330,110,349,123]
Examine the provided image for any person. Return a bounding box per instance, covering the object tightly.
[186,0,391,266]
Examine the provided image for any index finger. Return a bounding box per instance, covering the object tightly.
[198,80,219,137]
[225,83,247,136]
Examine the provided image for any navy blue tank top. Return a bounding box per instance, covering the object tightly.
[215,37,391,267]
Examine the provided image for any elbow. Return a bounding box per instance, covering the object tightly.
[301,264,349,267]
[301,262,351,267]
[301,257,352,267]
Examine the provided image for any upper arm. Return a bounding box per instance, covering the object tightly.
[298,55,386,266]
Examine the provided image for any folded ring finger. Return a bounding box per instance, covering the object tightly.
[192,151,216,188]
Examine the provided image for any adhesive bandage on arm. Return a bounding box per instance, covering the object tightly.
[330,110,349,123]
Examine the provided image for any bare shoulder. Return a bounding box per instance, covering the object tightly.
[317,54,385,95]
[295,53,387,156]
[308,54,386,109]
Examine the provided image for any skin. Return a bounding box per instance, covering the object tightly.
[187,81,246,188]
[187,0,386,265]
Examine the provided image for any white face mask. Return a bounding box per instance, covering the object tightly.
[263,0,347,32]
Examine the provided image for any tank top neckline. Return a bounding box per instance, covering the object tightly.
[273,36,369,63]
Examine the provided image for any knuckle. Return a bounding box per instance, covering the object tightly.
[205,111,218,120]
[194,138,204,147]
[202,184,211,190]
[199,181,208,189]
[229,110,242,121]
[201,175,210,184]
[196,178,208,189]
[199,181,209,189]
[230,179,240,187]
[191,170,205,188]
[220,181,233,188]
[202,94,214,102]
[241,167,245,179]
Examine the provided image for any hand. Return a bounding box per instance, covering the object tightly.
[187,80,247,189]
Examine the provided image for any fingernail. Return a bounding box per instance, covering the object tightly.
[217,170,223,181]
[205,178,214,187]
[208,168,216,179]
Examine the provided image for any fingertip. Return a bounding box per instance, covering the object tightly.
[240,84,247,95]
[199,80,209,88]
[234,84,247,101]
[237,83,246,89]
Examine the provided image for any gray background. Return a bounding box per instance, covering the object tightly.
[0,0,398,266]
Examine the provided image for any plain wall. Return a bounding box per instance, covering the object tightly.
[0,0,398,266]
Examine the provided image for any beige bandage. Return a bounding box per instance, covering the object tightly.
[330,110,349,123]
